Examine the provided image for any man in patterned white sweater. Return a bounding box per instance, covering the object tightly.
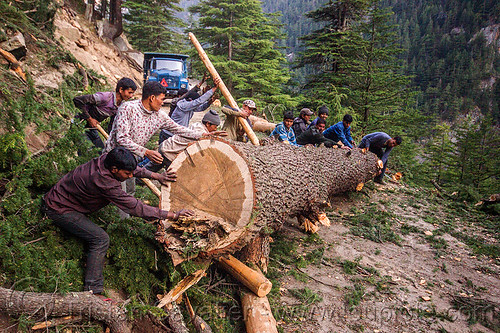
[104,81,223,217]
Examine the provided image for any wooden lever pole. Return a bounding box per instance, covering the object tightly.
[95,124,161,198]
[188,32,260,146]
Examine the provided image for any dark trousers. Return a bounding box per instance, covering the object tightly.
[85,128,105,149]
[359,140,387,182]
[42,201,109,294]
[143,158,172,173]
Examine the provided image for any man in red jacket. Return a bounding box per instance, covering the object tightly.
[42,147,193,298]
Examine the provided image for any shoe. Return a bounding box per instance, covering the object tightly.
[95,294,118,305]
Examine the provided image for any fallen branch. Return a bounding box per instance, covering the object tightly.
[0,287,130,333]
[32,315,83,330]
[157,268,208,309]
[0,47,27,82]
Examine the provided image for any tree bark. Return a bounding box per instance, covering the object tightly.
[0,287,130,333]
[157,138,381,264]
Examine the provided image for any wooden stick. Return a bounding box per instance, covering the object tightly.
[95,124,162,198]
[0,47,27,82]
[217,254,272,297]
[188,32,260,146]
[184,294,212,333]
[157,269,207,309]
[32,315,83,330]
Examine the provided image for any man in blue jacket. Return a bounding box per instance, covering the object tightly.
[323,114,355,148]
[270,111,300,146]
[358,132,402,184]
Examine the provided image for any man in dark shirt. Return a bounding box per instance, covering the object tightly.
[358,132,402,184]
[73,77,137,149]
[296,118,338,147]
[292,108,313,137]
[42,147,193,297]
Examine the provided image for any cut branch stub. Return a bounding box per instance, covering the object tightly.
[158,138,379,264]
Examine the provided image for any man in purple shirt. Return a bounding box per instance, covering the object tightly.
[42,147,193,297]
[73,78,137,149]
[358,132,402,184]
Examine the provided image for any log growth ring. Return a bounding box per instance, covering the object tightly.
[162,138,255,229]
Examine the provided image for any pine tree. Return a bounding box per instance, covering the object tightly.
[122,0,184,52]
[188,0,293,106]
[297,0,411,131]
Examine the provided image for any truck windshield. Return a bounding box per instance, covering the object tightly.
[154,59,183,71]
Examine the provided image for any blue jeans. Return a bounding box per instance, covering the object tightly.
[42,200,109,294]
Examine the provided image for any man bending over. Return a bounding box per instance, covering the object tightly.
[42,147,193,299]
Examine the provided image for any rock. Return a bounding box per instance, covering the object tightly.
[75,38,89,50]
[56,20,81,41]
[421,296,431,301]
[127,51,144,69]
[424,230,433,236]
[0,32,27,60]
[113,33,133,52]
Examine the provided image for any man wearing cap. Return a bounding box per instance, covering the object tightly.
[292,108,313,137]
[358,132,402,184]
[270,111,301,146]
[145,110,225,172]
[308,106,329,129]
[159,77,220,144]
[221,99,256,142]
[323,114,355,148]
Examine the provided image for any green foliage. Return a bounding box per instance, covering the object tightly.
[347,206,401,244]
[288,287,323,305]
[123,0,185,53]
[344,283,365,311]
[188,0,295,107]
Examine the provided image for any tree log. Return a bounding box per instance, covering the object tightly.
[0,287,130,333]
[237,233,271,273]
[157,138,380,264]
[217,255,272,297]
[240,289,278,333]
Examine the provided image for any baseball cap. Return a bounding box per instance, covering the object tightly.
[243,100,257,109]
[300,108,313,116]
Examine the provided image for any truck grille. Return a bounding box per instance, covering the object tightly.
[160,76,180,88]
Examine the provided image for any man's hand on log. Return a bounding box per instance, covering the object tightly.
[87,117,99,128]
[145,149,164,164]
[202,130,228,137]
[153,170,177,185]
[212,76,221,88]
[175,209,195,220]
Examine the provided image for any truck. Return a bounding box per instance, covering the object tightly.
[143,52,189,96]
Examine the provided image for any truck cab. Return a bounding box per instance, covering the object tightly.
[143,53,189,96]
